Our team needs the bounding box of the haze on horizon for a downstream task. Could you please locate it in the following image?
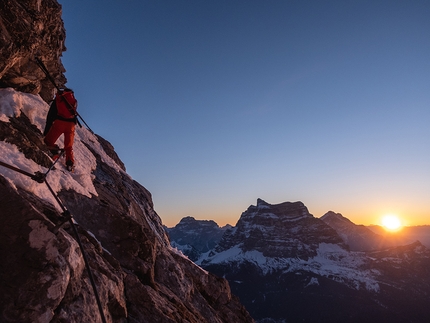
[61,1,430,228]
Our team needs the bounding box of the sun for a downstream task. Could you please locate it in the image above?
[381,214,402,232]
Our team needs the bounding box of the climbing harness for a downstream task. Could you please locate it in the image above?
[0,158,107,323]
[34,57,95,134]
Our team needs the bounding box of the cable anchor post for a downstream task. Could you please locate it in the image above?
[31,171,46,183]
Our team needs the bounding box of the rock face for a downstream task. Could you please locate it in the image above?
[213,198,346,259]
[197,199,430,323]
[166,216,231,261]
[0,1,254,322]
[0,0,67,101]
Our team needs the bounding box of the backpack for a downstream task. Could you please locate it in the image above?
[55,90,77,119]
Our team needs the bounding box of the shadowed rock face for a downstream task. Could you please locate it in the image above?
[0,1,254,322]
[0,0,67,101]
[0,111,255,322]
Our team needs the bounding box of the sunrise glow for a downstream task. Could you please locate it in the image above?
[381,214,402,232]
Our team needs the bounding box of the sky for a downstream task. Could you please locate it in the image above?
[60,0,430,228]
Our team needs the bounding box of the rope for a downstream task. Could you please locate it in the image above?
[34,57,95,134]
[0,159,107,323]
[45,149,65,176]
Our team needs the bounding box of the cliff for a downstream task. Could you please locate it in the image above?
[0,2,253,322]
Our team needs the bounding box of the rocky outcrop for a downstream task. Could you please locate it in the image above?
[0,176,127,323]
[0,0,67,101]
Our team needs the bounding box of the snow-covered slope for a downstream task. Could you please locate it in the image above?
[0,87,121,205]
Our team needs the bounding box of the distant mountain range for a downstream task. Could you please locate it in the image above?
[367,224,430,248]
[165,216,232,261]
[167,199,430,323]
[321,211,430,250]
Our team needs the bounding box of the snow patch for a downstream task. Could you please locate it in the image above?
[0,88,128,213]
[0,87,48,129]
[202,242,381,292]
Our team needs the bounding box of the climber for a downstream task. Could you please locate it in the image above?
[43,88,77,172]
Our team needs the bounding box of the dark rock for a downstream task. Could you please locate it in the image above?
[0,0,67,101]
[0,112,52,168]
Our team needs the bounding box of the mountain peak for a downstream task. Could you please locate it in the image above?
[179,215,197,223]
[248,199,311,220]
[210,199,344,259]
[167,216,230,261]
[256,197,269,206]
[321,211,396,251]
[321,211,353,224]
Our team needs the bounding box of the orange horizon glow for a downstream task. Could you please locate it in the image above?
[160,203,429,229]
[380,214,403,232]
[161,209,430,229]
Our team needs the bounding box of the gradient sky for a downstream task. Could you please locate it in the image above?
[60,0,430,228]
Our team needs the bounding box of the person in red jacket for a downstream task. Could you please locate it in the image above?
[43,88,78,171]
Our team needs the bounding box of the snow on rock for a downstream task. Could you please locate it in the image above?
[0,87,48,126]
[202,241,380,292]
[288,243,381,292]
[0,88,127,211]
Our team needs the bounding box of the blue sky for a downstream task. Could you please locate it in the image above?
[61,0,430,227]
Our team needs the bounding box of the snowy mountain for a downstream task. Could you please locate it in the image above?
[196,199,430,323]
[166,216,232,261]
[0,2,253,322]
